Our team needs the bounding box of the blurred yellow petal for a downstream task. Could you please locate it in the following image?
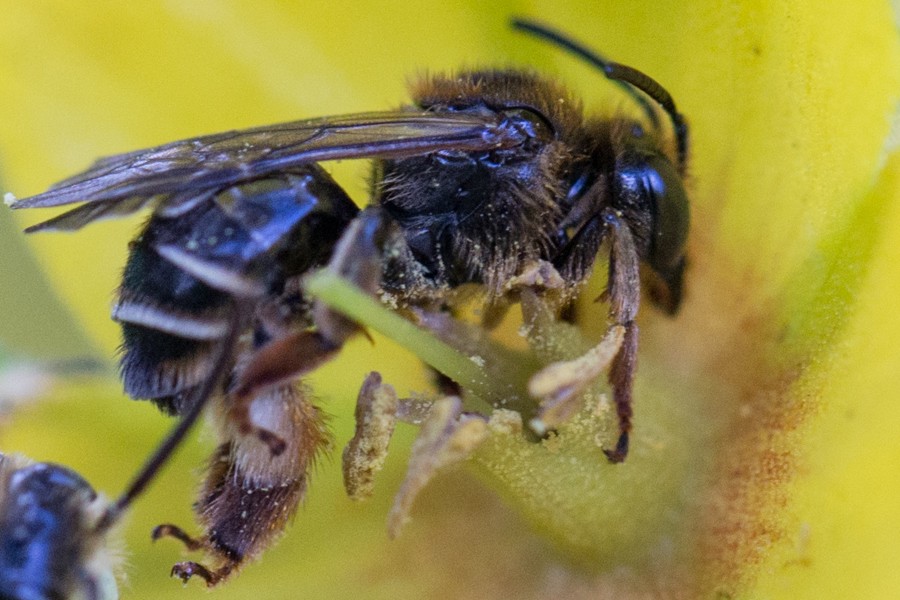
[1,2,898,599]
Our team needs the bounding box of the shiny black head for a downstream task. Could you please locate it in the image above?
[611,125,689,314]
[513,17,690,313]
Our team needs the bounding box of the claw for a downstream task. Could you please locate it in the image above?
[171,561,221,586]
[602,431,630,464]
[151,523,205,551]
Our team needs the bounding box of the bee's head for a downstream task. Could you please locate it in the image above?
[611,129,689,314]
[512,17,691,314]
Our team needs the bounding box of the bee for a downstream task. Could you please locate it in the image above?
[0,453,119,600]
[8,18,690,586]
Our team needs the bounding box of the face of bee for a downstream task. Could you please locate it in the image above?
[7,18,689,587]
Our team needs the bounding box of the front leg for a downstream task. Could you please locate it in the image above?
[600,208,641,463]
[530,208,641,462]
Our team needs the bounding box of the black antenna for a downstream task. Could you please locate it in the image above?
[511,18,689,171]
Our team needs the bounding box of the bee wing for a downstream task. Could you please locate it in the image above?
[12,110,524,232]
[21,195,164,233]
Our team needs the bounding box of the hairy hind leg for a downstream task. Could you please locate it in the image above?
[153,384,331,586]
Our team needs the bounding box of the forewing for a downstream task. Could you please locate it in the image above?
[12,110,523,230]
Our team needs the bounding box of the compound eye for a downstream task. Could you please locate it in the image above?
[614,152,690,313]
[646,156,689,313]
[643,155,689,277]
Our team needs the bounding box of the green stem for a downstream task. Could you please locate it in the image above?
[305,270,495,397]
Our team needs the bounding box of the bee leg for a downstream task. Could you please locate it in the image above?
[532,207,640,461]
[152,523,225,585]
[151,523,206,550]
[528,323,626,433]
[228,208,390,456]
[312,206,390,341]
[604,322,637,462]
[526,209,639,457]
[230,329,339,455]
[153,523,232,586]
[170,561,230,586]
[598,208,641,463]
[157,384,331,587]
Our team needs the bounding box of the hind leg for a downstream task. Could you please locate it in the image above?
[597,208,641,463]
[153,384,331,586]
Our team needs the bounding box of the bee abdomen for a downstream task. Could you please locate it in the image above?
[115,166,359,413]
[114,291,231,340]
[116,232,231,408]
